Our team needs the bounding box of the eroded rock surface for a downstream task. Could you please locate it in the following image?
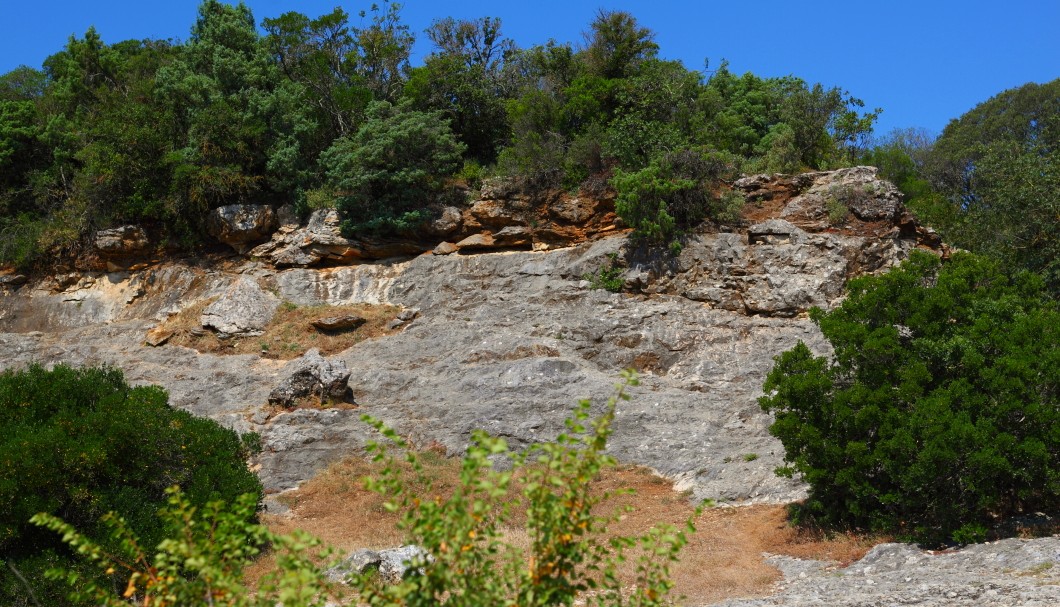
[710,536,1060,606]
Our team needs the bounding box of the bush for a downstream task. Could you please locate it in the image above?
[321,100,466,236]
[32,488,328,607]
[358,370,695,607]
[37,372,697,606]
[0,364,262,606]
[612,149,742,251]
[759,252,1060,545]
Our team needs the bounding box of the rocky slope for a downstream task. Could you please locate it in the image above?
[2,167,1054,605]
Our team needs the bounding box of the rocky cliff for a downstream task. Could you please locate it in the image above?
[5,167,1057,606]
[0,166,944,501]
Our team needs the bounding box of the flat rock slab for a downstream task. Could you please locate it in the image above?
[311,315,366,332]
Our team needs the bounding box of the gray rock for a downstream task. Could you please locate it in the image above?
[327,545,431,585]
[206,204,278,252]
[427,206,463,236]
[268,348,351,407]
[709,536,1060,606]
[0,274,27,287]
[479,176,520,200]
[94,225,149,255]
[200,277,280,336]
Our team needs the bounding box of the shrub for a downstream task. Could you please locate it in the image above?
[321,100,465,236]
[612,149,742,251]
[359,370,696,606]
[31,488,329,607]
[35,372,697,606]
[583,252,625,292]
[759,252,1060,545]
[0,364,262,606]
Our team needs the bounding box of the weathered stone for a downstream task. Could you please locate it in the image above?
[268,348,351,407]
[94,225,149,255]
[479,176,520,200]
[311,314,366,332]
[492,226,533,247]
[396,308,418,321]
[250,209,359,267]
[144,326,174,346]
[200,277,280,336]
[455,233,495,250]
[326,545,430,585]
[206,204,278,252]
[466,199,522,229]
[433,241,459,255]
[426,206,462,236]
[550,197,597,224]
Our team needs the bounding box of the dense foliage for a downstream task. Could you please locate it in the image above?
[760,252,1060,545]
[0,1,879,266]
[35,373,696,606]
[32,489,328,607]
[0,364,262,607]
[867,79,1060,295]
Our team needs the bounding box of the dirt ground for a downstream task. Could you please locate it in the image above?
[249,453,886,605]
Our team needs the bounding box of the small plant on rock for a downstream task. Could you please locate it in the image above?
[584,252,626,293]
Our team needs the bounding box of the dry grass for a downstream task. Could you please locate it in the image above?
[248,453,887,604]
[159,300,400,359]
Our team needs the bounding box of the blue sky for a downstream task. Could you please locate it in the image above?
[1,1,1057,138]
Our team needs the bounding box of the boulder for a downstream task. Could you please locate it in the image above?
[311,315,366,332]
[250,209,361,267]
[326,545,431,585]
[200,277,280,336]
[466,199,523,229]
[426,206,463,236]
[479,176,520,200]
[550,197,597,224]
[206,205,278,252]
[94,226,149,255]
[268,348,352,407]
[433,241,459,255]
[492,226,533,247]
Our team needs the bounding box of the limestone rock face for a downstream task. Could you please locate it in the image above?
[200,277,280,336]
[267,348,352,407]
[206,204,278,252]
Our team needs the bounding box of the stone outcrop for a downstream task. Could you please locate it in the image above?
[0,168,1050,606]
[200,276,280,336]
[326,545,430,585]
[92,225,151,271]
[712,536,1060,607]
[267,348,352,407]
[207,204,278,253]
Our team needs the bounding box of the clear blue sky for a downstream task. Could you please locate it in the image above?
[1,1,1057,137]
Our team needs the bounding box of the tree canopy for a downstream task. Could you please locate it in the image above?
[760,252,1060,545]
[0,2,882,268]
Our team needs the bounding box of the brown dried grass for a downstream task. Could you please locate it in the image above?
[159,300,400,359]
[247,453,887,604]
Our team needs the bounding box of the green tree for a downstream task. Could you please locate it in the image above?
[405,16,515,163]
[760,252,1060,545]
[322,100,465,235]
[0,364,262,607]
[924,80,1060,292]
